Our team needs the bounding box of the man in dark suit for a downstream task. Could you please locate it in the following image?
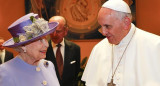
[46,16,80,86]
[0,37,14,64]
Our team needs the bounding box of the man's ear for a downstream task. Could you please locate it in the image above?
[124,17,131,29]
[64,27,69,36]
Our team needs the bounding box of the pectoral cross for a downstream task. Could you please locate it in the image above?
[107,79,116,86]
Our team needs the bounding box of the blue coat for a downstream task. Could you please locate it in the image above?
[0,57,60,86]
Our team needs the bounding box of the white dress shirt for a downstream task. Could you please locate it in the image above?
[0,49,5,63]
[51,38,65,62]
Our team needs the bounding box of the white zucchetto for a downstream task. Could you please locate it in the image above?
[102,0,131,13]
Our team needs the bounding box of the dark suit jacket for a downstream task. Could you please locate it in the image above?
[0,50,14,64]
[46,39,80,86]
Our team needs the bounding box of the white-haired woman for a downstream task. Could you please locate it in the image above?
[0,13,60,86]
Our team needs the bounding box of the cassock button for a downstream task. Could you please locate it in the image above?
[36,67,41,72]
[42,80,47,85]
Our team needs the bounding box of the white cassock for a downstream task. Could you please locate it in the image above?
[82,23,160,86]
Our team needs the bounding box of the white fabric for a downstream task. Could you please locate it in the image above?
[0,49,5,63]
[82,23,160,86]
[102,0,131,13]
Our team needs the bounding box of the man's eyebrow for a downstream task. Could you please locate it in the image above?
[103,24,110,27]
[103,24,112,28]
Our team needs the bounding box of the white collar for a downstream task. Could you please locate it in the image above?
[116,23,136,47]
[0,49,5,53]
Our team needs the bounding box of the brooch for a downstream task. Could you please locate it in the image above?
[44,61,49,67]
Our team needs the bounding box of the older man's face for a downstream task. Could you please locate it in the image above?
[0,39,5,51]
[49,17,68,44]
[98,8,126,45]
[50,24,67,44]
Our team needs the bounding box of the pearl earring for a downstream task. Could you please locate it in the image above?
[23,47,26,53]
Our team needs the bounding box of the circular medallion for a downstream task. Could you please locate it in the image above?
[56,0,105,34]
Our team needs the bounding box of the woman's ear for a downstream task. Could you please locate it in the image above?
[21,46,26,53]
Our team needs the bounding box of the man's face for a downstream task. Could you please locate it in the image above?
[50,23,67,44]
[0,39,4,50]
[98,8,125,44]
[49,16,68,44]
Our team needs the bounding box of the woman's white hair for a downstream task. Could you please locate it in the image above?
[13,46,24,53]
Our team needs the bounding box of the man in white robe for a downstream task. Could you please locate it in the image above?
[81,0,160,86]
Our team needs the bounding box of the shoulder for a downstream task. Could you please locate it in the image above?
[0,58,15,69]
[89,38,111,57]
[40,59,55,69]
[93,38,109,49]
[136,28,160,39]
[0,63,8,72]
[135,28,160,46]
[0,64,10,76]
[64,39,80,49]
[0,60,15,85]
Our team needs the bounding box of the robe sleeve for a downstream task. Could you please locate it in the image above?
[81,43,98,83]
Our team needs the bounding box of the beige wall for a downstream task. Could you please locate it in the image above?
[0,0,160,61]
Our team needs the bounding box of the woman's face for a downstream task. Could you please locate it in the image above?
[25,37,49,62]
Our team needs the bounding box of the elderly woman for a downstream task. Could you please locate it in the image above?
[0,13,60,86]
